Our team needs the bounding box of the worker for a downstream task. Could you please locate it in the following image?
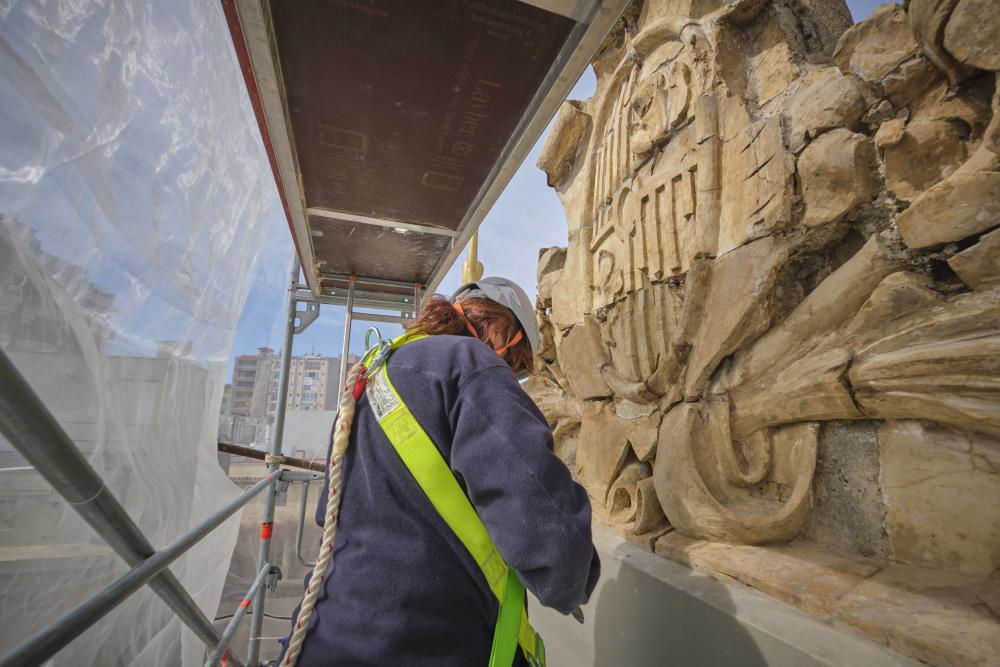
[279,277,600,666]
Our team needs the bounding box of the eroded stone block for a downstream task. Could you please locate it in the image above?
[577,401,631,498]
[804,421,891,560]
[559,316,612,400]
[799,128,877,226]
[744,6,801,105]
[948,227,1000,290]
[550,233,590,330]
[783,69,866,154]
[942,0,1000,71]
[655,532,882,619]
[883,119,969,202]
[833,3,938,106]
[536,246,566,306]
[874,118,906,148]
[897,166,1000,248]
[880,420,1000,575]
[834,4,918,81]
[717,99,795,252]
[909,0,975,85]
[684,235,790,398]
[831,564,1000,667]
[537,101,592,190]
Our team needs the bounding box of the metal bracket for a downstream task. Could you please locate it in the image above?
[264,565,283,593]
[273,478,290,507]
[278,469,323,483]
[294,301,320,333]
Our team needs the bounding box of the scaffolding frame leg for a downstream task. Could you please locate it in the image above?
[206,561,271,667]
[247,256,299,666]
[337,276,356,393]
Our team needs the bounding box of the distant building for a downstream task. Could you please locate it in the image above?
[229,347,278,417]
[267,354,356,415]
[225,347,358,421]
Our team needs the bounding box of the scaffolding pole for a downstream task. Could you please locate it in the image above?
[247,255,300,666]
[294,480,316,568]
[0,347,224,658]
[0,476,273,667]
[205,560,271,667]
[337,276,356,393]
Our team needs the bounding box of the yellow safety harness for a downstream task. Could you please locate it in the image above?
[360,332,545,667]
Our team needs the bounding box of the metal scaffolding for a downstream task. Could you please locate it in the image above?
[0,252,419,667]
[0,345,259,667]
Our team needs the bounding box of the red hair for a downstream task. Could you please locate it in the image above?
[406,295,533,374]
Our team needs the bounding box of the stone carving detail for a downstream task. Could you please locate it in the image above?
[530,0,1000,584]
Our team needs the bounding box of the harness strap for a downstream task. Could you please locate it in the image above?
[453,302,480,339]
[365,334,544,666]
[452,303,525,360]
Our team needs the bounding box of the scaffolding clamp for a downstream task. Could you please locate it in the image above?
[265,565,283,593]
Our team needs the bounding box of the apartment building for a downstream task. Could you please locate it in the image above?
[229,347,278,417]
[227,348,357,419]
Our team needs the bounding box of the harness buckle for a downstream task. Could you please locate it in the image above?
[362,327,393,379]
[364,326,383,351]
[364,342,393,379]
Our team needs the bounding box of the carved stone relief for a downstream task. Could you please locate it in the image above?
[529,0,1000,588]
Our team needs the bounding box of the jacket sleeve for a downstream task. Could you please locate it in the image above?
[448,366,600,614]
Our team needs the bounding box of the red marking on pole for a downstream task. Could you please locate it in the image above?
[260,522,274,539]
[240,598,251,609]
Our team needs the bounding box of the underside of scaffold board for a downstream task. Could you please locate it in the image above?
[223,0,628,307]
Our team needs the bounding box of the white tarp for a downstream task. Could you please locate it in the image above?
[0,0,283,664]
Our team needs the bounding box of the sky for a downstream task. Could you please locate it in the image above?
[227,0,890,376]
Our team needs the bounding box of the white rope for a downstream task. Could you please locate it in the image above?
[281,362,364,666]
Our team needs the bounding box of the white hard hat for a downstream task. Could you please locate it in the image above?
[451,277,539,358]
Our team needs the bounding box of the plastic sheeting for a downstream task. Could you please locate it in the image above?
[0,1,283,664]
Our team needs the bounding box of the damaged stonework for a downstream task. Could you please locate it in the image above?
[527,1,1000,662]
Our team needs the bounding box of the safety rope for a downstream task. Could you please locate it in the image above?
[280,361,364,667]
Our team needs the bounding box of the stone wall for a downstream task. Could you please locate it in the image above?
[529,0,999,584]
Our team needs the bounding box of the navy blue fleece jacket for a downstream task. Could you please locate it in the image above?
[284,334,599,666]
